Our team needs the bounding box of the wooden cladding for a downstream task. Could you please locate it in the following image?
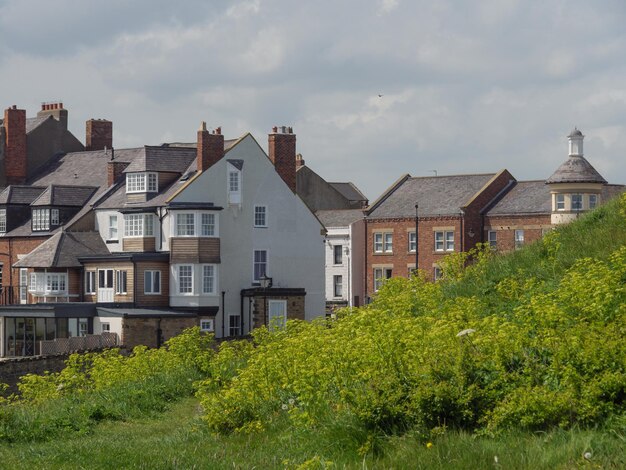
[170,237,220,264]
[122,237,156,252]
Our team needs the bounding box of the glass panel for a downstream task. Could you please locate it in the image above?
[35,318,45,355]
[15,318,25,357]
[56,318,68,339]
[79,319,89,337]
[6,318,15,356]
[46,318,56,341]
[68,318,78,338]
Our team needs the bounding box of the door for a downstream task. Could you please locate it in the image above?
[268,300,287,331]
[98,269,114,302]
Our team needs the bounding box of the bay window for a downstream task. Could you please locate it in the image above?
[124,214,154,237]
[126,172,158,193]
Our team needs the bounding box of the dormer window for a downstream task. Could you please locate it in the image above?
[126,172,158,193]
[0,209,6,233]
[32,209,50,231]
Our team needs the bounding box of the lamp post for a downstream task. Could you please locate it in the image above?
[259,273,272,327]
[414,203,419,275]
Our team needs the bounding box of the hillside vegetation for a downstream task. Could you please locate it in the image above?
[0,194,624,467]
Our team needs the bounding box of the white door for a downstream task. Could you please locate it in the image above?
[268,300,287,331]
[20,268,28,304]
[98,269,114,302]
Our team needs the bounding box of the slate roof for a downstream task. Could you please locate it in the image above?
[122,146,196,173]
[328,182,367,203]
[0,186,46,204]
[545,155,607,184]
[315,209,365,228]
[367,173,498,218]
[486,181,551,216]
[14,231,109,268]
[30,185,98,207]
[1,116,51,134]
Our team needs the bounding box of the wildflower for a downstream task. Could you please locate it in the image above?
[288,398,295,405]
[494,455,499,464]
[281,404,288,410]
[426,442,433,449]
[56,383,64,391]
[583,452,592,460]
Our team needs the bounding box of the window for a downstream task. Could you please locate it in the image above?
[178,265,193,294]
[126,172,158,193]
[268,300,287,331]
[108,215,118,240]
[373,232,393,253]
[333,245,343,265]
[85,271,96,294]
[20,268,27,303]
[572,194,583,211]
[115,270,128,294]
[589,194,597,209]
[124,214,154,237]
[556,194,565,211]
[176,213,195,236]
[434,266,443,281]
[51,208,59,226]
[373,267,392,292]
[79,318,89,337]
[101,323,110,332]
[228,315,241,337]
[488,231,497,249]
[144,270,161,294]
[408,231,416,253]
[29,273,67,294]
[228,169,241,204]
[515,230,524,250]
[254,206,267,227]
[435,231,455,252]
[200,319,214,332]
[202,265,215,294]
[333,275,343,297]
[0,209,6,233]
[253,250,267,282]
[201,213,215,236]
[32,209,50,231]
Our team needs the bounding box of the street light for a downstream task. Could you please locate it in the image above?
[259,273,273,289]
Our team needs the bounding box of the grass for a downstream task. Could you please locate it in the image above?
[1,397,624,469]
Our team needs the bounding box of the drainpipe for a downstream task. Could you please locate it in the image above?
[221,290,226,338]
[363,217,368,303]
[132,257,137,308]
[156,317,162,348]
[240,290,244,336]
[459,209,464,252]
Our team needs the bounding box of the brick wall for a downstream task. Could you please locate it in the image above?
[86,119,112,151]
[0,354,69,393]
[122,316,197,349]
[268,127,296,192]
[197,124,224,172]
[484,214,552,252]
[4,106,27,185]
[0,237,48,299]
[252,294,305,329]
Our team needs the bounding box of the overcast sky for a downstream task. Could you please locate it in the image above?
[1,0,625,200]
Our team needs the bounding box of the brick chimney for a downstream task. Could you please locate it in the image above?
[268,126,296,192]
[197,122,224,172]
[4,105,27,185]
[37,102,68,129]
[107,149,129,186]
[86,119,113,151]
[295,153,305,169]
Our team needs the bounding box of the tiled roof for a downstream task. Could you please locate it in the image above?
[25,116,50,133]
[545,155,607,184]
[13,231,109,268]
[486,180,551,215]
[328,182,367,202]
[0,186,46,204]
[30,185,98,207]
[123,146,196,173]
[316,209,365,227]
[367,173,497,218]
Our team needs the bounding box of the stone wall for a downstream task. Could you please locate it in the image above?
[0,354,69,393]
[121,316,199,349]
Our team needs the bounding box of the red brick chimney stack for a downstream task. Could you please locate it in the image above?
[197,122,224,172]
[86,119,113,151]
[268,125,296,192]
[4,105,27,185]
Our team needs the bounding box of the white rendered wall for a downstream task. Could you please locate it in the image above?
[325,227,351,303]
[169,135,326,337]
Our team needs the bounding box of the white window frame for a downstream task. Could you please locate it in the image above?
[268,299,287,331]
[333,275,343,298]
[254,205,267,228]
[101,322,111,332]
[176,213,195,236]
[556,194,565,211]
[514,229,525,250]
[124,214,154,237]
[28,272,68,295]
[373,267,392,292]
[571,194,583,211]
[144,270,161,295]
[253,250,268,283]
[202,264,216,295]
[408,231,416,253]
[178,264,194,294]
[115,270,128,295]
[228,168,242,205]
[51,208,59,226]
[434,266,443,281]
[333,245,343,265]
[32,208,50,231]
[435,231,455,252]
[201,213,215,236]
[373,232,393,253]
[126,172,158,193]
[488,230,497,249]
[0,209,6,233]
[200,319,214,333]
[85,271,96,294]
[108,215,118,240]
[228,315,241,337]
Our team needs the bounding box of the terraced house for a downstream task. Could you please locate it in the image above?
[0,103,324,357]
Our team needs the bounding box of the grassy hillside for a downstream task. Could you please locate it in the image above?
[0,193,624,468]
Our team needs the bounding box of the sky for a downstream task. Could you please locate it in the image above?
[1,0,625,201]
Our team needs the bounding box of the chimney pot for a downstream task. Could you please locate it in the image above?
[59,102,63,109]
[200,121,207,132]
[272,126,278,133]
